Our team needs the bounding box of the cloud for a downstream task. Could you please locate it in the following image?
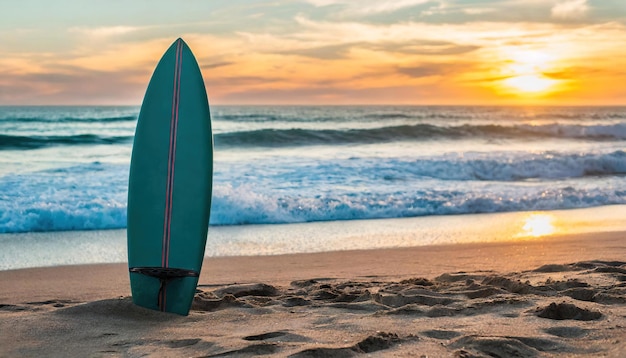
[281,40,478,60]
[305,0,339,6]
[291,16,569,50]
[68,26,141,37]
[551,0,589,19]
[2,1,626,106]
[201,61,234,70]
[541,66,603,80]
[304,0,432,14]
[217,84,426,105]
[397,61,480,79]
[206,75,281,87]
[0,66,147,105]
[397,65,446,78]
[286,43,355,59]
[462,7,497,15]
[372,41,479,56]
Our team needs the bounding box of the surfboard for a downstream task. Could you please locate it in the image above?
[127,38,213,315]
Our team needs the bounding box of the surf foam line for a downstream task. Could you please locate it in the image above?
[1,178,626,233]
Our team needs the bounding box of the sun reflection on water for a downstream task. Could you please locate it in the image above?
[518,213,556,237]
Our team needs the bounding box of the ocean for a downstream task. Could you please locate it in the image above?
[2,105,626,269]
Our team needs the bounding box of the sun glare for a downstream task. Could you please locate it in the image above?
[498,49,562,95]
[518,213,556,238]
[503,75,558,93]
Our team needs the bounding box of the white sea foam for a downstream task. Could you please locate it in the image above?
[1,149,626,232]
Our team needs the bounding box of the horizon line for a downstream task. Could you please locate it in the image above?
[2,103,626,107]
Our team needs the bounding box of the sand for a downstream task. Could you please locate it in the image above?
[0,231,625,357]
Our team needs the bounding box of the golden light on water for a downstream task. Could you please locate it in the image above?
[518,213,556,237]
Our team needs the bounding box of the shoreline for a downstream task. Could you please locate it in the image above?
[3,204,626,271]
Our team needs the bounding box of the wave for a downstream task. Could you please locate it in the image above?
[216,114,285,122]
[0,115,137,123]
[0,134,133,150]
[514,111,626,120]
[263,150,626,182]
[215,111,482,123]
[209,184,626,226]
[389,150,626,181]
[5,122,625,151]
[2,179,624,233]
[2,153,626,232]
[217,112,461,122]
[215,122,626,147]
[217,150,626,183]
[212,106,626,122]
[0,163,128,233]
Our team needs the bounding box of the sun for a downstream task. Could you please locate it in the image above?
[503,74,557,93]
[498,49,562,95]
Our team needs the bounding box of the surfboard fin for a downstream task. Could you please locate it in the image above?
[129,267,199,310]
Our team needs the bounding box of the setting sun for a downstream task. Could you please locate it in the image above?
[503,75,558,93]
[497,49,562,95]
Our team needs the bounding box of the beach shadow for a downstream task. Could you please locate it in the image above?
[55,297,182,322]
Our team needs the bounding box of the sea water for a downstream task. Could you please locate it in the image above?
[2,105,626,269]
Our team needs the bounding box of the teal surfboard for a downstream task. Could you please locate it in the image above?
[127,38,213,315]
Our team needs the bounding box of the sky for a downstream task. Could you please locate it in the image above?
[1,0,626,105]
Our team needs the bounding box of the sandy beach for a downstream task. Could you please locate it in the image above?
[0,231,624,357]
[2,0,626,355]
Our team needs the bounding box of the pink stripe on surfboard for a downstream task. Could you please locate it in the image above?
[167,41,183,268]
[160,39,183,310]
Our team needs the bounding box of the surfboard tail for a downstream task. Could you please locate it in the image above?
[129,267,200,314]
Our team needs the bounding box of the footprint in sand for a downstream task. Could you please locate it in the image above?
[288,332,407,357]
